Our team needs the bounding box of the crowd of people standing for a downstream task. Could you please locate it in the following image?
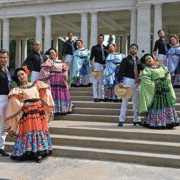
[0,29,180,163]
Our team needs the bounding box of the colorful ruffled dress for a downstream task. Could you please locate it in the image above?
[104,53,126,101]
[39,59,72,115]
[167,46,180,87]
[5,81,55,160]
[72,49,92,86]
[138,64,179,128]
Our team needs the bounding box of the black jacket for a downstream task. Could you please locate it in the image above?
[118,55,144,83]
[0,67,15,95]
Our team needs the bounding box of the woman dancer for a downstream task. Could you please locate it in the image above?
[5,67,54,163]
[138,54,179,129]
[167,35,180,87]
[39,48,72,115]
[71,39,92,87]
[104,43,126,102]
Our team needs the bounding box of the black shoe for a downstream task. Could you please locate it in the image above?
[113,99,118,102]
[94,98,100,102]
[99,99,104,102]
[104,98,108,102]
[36,157,42,163]
[0,149,9,156]
[175,122,179,126]
[118,122,123,127]
[133,122,143,126]
[143,122,149,127]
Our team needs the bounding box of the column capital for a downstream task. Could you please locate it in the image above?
[2,18,9,22]
[130,7,137,12]
[35,15,42,19]
[80,12,88,16]
[153,3,163,7]
[89,11,98,15]
[137,3,151,9]
[44,14,51,19]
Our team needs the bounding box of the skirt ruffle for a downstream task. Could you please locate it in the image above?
[11,130,52,160]
[50,72,72,114]
[145,80,179,128]
[10,102,52,160]
[71,63,92,86]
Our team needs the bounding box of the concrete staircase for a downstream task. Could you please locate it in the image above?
[5,87,180,167]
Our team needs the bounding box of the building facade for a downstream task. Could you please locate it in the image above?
[0,0,180,67]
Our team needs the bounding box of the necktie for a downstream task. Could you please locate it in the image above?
[133,58,138,80]
[40,54,44,65]
[2,67,13,91]
[101,46,105,61]
[72,41,75,53]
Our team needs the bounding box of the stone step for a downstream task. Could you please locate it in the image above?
[71,96,180,102]
[49,121,180,143]
[69,87,180,93]
[5,142,180,168]
[54,114,120,123]
[6,134,180,155]
[72,101,127,109]
[71,96,93,101]
[70,87,93,92]
[70,91,93,96]
[70,91,180,98]
[72,107,180,116]
[72,101,180,111]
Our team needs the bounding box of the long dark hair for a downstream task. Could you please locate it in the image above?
[13,68,26,86]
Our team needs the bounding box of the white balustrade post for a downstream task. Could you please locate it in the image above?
[44,15,51,52]
[81,12,88,49]
[137,4,151,58]
[90,12,98,49]
[130,8,137,44]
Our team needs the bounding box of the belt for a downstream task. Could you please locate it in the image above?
[24,99,39,103]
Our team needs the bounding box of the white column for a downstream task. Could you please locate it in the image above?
[22,40,27,64]
[44,15,51,52]
[153,3,162,45]
[15,40,22,69]
[90,12,98,49]
[130,8,137,44]
[36,15,42,46]
[122,34,127,55]
[53,37,59,51]
[115,35,120,52]
[3,18,9,52]
[0,20,1,49]
[137,4,151,58]
[81,12,88,49]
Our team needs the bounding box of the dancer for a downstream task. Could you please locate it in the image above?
[22,41,47,82]
[71,39,92,87]
[167,35,180,87]
[153,30,170,67]
[118,44,143,127]
[138,54,179,129]
[39,48,72,115]
[0,49,14,156]
[104,43,126,102]
[5,67,54,162]
[62,32,76,82]
[90,34,109,102]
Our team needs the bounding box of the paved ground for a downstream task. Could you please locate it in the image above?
[0,155,180,180]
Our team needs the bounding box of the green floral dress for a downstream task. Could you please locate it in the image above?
[138,64,179,128]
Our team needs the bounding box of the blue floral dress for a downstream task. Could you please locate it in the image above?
[72,48,92,86]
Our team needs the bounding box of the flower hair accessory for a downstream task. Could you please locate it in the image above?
[22,66,30,76]
[173,34,179,40]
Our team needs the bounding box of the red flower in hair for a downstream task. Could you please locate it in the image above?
[22,66,30,76]
[78,39,83,45]
[174,34,179,40]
